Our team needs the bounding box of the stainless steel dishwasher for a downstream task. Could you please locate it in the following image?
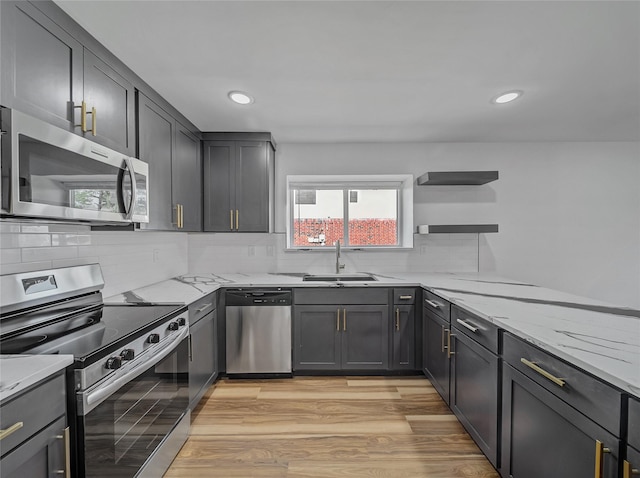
[225,289,292,375]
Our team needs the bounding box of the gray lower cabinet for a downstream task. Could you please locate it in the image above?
[1,1,135,155]
[422,304,451,403]
[392,304,415,370]
[203,134,275,232]
[188,294,218,409]
[0,373,70,478]
[450,321,499,467]
[294,304,389,371]
[138,92,201,231]
[501,332,621,478]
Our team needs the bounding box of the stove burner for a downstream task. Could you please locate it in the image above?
[1,335,48,354]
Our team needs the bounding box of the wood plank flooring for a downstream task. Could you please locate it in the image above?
[165,376,500,478]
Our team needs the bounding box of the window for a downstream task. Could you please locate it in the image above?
[286,175,413,249]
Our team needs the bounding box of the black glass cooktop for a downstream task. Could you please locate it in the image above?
[0,303,186,366]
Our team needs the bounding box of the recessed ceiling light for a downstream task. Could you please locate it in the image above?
[492,90,523,104]
[228,91,254,105]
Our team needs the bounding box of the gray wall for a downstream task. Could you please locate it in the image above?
[274,141,640,308]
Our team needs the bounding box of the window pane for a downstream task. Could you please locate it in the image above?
[348,189,398,246]
[292,189,344,247]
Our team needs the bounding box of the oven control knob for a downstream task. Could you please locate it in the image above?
[120,349,135,361]
[168,322,179,331]
[177,317,187,327]
[147,333,160,344]
[105,356,122,370]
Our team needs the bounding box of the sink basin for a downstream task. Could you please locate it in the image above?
[302,273,377,282]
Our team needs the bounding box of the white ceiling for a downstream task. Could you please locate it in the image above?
[55,0,640,143]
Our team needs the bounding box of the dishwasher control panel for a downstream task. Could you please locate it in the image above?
[225,289,292,307]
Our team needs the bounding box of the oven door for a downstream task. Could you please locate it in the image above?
[76,335,189,478]
[1,108,149,223]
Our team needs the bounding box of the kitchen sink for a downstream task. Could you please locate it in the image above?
[302,273,377,282]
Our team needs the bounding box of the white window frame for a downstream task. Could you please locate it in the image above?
[286,174,414,250]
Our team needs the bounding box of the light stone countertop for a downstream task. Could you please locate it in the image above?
[0,354,74,403]
[106,271,640,398]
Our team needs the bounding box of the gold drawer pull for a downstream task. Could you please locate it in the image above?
[235,209,239,230]
[594,440,611,478]
[456,318,479,333]
[395,308,400,331]
[343,308,347,331]
[399,295,412,300]
[425,299,441,309]
[520,358,566,387]
[230,210,234,230]
[196,303,212,313]
[336,309,340,331]
[624,460,640,478]
[90,106,97,136]
[0,421,24,440]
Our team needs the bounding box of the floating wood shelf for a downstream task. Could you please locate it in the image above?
[417,170,499,186]
[418,224,499,234]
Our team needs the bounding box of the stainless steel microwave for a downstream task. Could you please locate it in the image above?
[0,108,149,223]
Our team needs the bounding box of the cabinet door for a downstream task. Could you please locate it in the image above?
[174,122,202,231]
[235,141,269,232]
[392,304,415,370]
[0,417,68,478]
[0,1,83,131]
[203,141,235,232]
[189,311,216,409]
[137,93,174,230]
[501,363,619,478]
[293,306,341,370]
[423,308,450,404]
[342,305,389,370]
[83,49,135,155]
[450,328,499,467]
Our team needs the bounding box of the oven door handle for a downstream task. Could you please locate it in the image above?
[80,326,188,415]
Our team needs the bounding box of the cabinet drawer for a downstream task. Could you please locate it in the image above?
[393,288,416,304]
[422,289,450,320]
[503,332,622,436]
[294,288,388,305]
[451,306,499,354]
[629,396,640,450]
[0,373,66,457]
[189,292,217,325]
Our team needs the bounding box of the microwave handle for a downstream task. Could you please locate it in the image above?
[122,157,137,221]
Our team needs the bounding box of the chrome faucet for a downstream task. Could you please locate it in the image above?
[335,239,345,274]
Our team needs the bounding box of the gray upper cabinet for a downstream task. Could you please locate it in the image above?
[82,49,135,155]
[203,133,275,232]
[137,92,201,231]
[1,1,82,131]
[0,1,135,156]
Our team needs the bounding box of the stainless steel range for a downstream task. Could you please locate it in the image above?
[0,264,190,478]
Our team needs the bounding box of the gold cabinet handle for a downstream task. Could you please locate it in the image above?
[520,358,566,387]
[0,421,23,440]
[425,299,441,309]
[235,209,239,230]
[395,308,400,331]
[441,325,446,353]
[456,318,478,333]
[624,460,640,478]
[54,427,71,478]
[594,440,611,478]
[75,101,88,132]
[336,309,340,331]
[343,308,347,331]
[447,331,455,358]
[177,204,184,229]
[91,106,97,136]
[230,210,234,230]
[399,295,412,300]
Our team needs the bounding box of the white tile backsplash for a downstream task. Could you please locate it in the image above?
[0,220,188,298]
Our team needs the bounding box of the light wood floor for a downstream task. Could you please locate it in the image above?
[165,376,500,478]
